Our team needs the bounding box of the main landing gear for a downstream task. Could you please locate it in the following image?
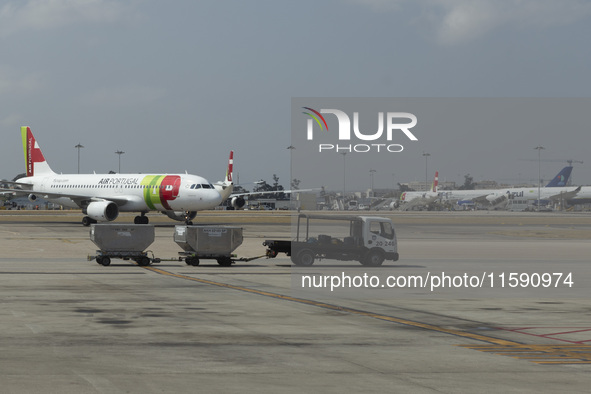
[82,216,97,226]
[134,213,149,224]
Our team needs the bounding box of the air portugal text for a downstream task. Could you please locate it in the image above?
[98,177,140,185]
[308,110,418,153]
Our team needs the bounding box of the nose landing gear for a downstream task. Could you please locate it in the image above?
[184,211,195,225]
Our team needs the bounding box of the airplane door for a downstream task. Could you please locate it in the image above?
[173,177,181,198]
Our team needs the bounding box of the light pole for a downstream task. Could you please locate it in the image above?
[75,143,84,174]
[422,152,430,191]
[115,150,125,173]
[340,152,347,202]
[369,169,376,197]
[287,145,295,188]
[534,145,545,212]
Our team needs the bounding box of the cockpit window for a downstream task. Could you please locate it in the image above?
[189,183,214,189]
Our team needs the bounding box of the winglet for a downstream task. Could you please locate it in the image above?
[21,126,55,177]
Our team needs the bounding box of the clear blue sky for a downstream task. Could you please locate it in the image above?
[1,0,590,190]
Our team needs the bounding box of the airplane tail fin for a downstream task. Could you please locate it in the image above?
[214,151,234,202]
[431,171,439,192]
[545,166,573,187]
[21,126,55,177]
[225,150,234,184]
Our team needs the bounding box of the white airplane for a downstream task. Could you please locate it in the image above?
[437,166,579,208]
[212,150,257,209]
[397,166,579,210]
[397,172,440,210]
[213,151,318,209]
[3,126,222,226]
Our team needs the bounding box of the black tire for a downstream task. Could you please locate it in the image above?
[135,215,149,224]
[82,216,92,226]
[361,249,385,267]
[96,256,103,265]
[137,256,150,266]
[292,249,315,266]
[217,257,232,267]
[186,257,199,266]
[101,257,111,266]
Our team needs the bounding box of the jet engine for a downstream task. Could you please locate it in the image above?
[28,193,38,202]
[230,196,245,209]
[85,201,119,222]
[163,210,197,222]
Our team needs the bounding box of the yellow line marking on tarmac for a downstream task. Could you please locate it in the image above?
[144,266,517,346]
[145,266,591,364]
[459,344,591,364]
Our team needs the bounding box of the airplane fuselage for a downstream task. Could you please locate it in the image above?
[401,186,579,206]
[438,186,578,203]
[20,173,222,213]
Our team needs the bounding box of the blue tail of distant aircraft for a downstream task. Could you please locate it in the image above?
[545,166,573,187]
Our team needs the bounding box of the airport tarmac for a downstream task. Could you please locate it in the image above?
[0,210,590,393]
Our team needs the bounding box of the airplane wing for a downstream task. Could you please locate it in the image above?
[0,181,34,191]
[547,186,581,201]
[0,187,138,207]
[399,195,438,211]
[470,193,495,205]
[229,188,320,198]
[68,194,140,207]
[0,187,32,196]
